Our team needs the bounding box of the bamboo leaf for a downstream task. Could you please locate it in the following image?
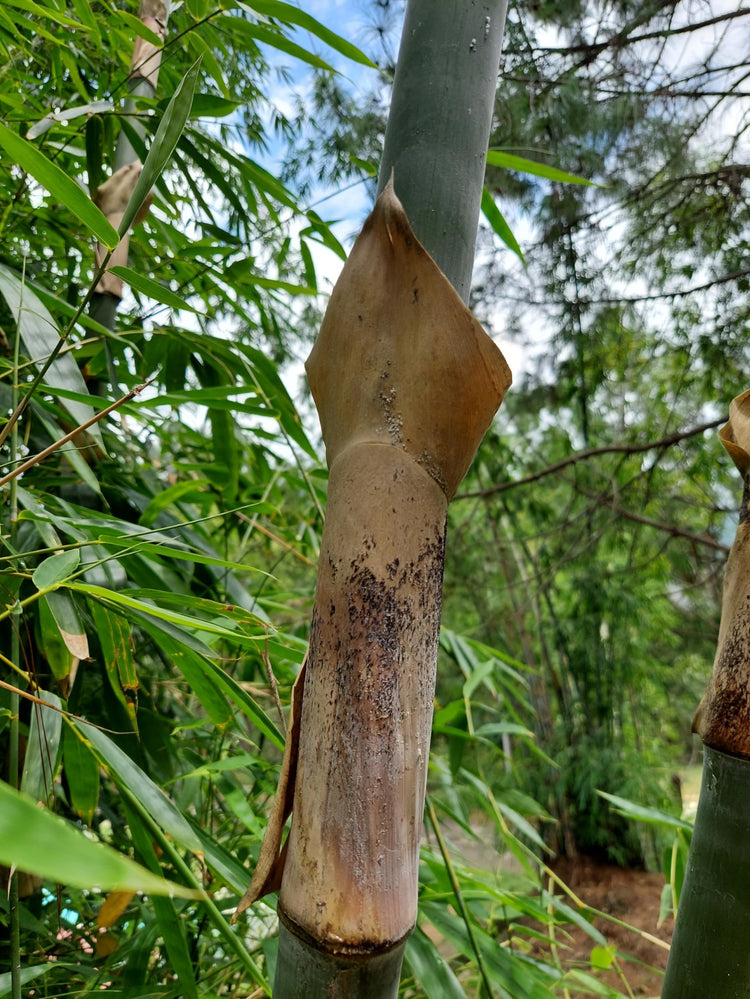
[241,0,376,67]
[405,927,466,998]
[20,691,62,803]
[98,534,269,578]
[139,622,234,730]
[70,582,262,646]
[115,8,164,46]
[118,58,202,237]
[88,600,138,730]
[70,719,204,854]
[487,149,595,185]
[481,187,524,262]
[38,596,76,680]
[44,589,89,660]
[0,122,118,247]
[4,0,85,28]
[26,99,113,139]
[32,548,80,589]
[0,964,59,997]
[0,263,102,441]
[0,779,199,897]
[108,265,204,314]
[216,14,333,71]
[138,479,212,527]
[125,803,200,999]
[597,790,694,831]
[63,722,100,823]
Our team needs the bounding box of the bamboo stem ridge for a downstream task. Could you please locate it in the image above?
[273,182,510,962]
[662,746,750,998]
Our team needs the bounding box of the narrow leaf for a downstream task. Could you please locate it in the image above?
[44,589,89,660]
[71,719,204,854]
[487,149,595,185]
[20,691,62,803]
[88,601,138,730]
[0,122,118,247]
[597,790,694,830]
[26,100,113,139]
[0,263,102,441]
[406,927,466,998]
[0,965,59,997]
[125,805,199,999]
[108,265,204,314]
[244,0,376,67]
[140,622,233,730]
[0,780,198,897]
[38,596,75,681]
[481,187,524,262]
[63,723,100,823]
[119,58,202,237]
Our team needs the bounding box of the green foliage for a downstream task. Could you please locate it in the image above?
[0,2,649,997]
[3,0,739,994]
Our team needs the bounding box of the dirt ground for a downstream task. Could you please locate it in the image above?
[536,858,673,997]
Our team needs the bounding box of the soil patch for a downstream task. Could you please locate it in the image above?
[537,858,672,997]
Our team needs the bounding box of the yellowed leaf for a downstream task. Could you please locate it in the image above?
[97,889,134,928]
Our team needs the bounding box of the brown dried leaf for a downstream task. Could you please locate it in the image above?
[97,889,134,928]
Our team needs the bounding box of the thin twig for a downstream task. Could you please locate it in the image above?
[579,490,730,552]
[0,380,153,488]
[459,416,727,499]
[0,679,138,735]
[262,637,286,735]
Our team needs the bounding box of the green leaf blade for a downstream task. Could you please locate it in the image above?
[0,122,119,247]
[487,149,595,186]
[481,187,524,262]
[119,58,202,237]
[0,780,198,897]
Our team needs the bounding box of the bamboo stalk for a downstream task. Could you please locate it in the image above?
[378,0,509,301]
[237,181,510,992]
[91,0,170,317]
[238,4,511,992]
[663,388,750,998]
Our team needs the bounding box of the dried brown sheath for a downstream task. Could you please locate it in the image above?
[694,388,750,755]
[238,181,510,954]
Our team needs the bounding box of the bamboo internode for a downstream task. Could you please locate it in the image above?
[238,183,510,962]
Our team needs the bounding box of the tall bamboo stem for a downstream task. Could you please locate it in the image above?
[378,0,508,301]
[239,6,510,994]
[663,388,750,998]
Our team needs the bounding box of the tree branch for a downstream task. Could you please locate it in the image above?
[525,8,750,59]
[574,485,731,553]
[490,268,750,308]
[459,416,727,499]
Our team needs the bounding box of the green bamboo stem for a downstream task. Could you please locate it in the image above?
[91,0,170,326]
[662,746,750,998]
[274,922,405,999]
[377,0,508,303]
[8,261,24,999]
[664,391,750,996]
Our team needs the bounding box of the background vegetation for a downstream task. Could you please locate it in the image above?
[1,0,747,995]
